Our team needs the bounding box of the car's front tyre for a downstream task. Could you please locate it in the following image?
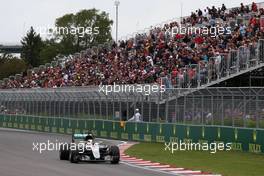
[59,144,69,160]
[109,146,120,164]
[69,150,79,163]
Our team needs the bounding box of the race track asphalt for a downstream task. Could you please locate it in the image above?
[0,128,174,176]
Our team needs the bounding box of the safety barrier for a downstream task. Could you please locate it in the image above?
[0,114,263,153]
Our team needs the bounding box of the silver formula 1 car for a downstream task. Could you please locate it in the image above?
[59,133,120,164]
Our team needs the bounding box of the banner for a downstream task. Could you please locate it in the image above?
[0,114,263,153]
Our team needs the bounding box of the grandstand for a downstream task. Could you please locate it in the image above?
[1,2,264,128]
[0,2,264,89]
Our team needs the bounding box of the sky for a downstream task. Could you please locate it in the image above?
[0,0,262,45]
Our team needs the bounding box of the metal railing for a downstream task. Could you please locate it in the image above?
[163,39,264,89]
[0,87,264,129]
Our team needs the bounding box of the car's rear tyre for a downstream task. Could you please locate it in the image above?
[69,150,79,163]
[59,144,69,160]
[110,146,120,164]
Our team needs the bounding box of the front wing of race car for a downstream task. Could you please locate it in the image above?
[60,143,120,164]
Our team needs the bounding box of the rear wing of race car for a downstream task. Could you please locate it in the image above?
[73,134,88,139]
[72,133,94,142]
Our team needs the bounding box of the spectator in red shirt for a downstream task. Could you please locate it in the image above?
[252,2,258,12]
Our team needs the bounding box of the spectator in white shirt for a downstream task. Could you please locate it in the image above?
[128,109,142,122]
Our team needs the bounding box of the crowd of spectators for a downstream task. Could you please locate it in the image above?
[1,2,264,89]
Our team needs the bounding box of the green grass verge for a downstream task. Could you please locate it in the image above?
[125,142,264,176]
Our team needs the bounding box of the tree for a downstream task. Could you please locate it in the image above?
[0,54,27,80]
[19,8,113,66]
[54,9,113,53]
[39,39,61,64]
[21,27,44,67]
[0,53,12,65]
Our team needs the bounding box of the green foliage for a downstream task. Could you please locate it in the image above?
[54,8,113,53]
[21,27,44,67]
[0,53,11,64]
[19,8,113,68]
[1,8,113,82]
[39,39,61,64]
[0,54,26,80]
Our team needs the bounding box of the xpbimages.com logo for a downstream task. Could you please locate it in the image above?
[32,140,95,154]
[164,140,232,154]
[36,26,100,38]
[166,25,232,38]
[98,83,166,95]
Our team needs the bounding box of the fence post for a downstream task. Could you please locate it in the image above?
[53,99,56,117]
[36,97,39,116]
[49,97,52,117]
[141,96,144,121]
[58,100,60,117]
[192,95,195,124]
[68,100,71,118]
[197,64,201,87]
[73,99,76,118]
[232,95,235,127]
[183,95,186,124]
[100,100,102,119]
[211,95,214,125]
[119,100,122,121]
[112,100,115,120]
[63,98,66,117]
[256,96,260,128]
[201,95,204,125]
[157,96,160,123]
[221,95,224,126]
[148,101,151,122]
[236,50,240,73]
[243,96,246,127]
[82,98,85,118]
[93,100,96,119]
[126,99,129,121]
[106,96,109,120]
[165,99,168,123]
[77,99,80,118]
[175,93,178,123]
[87,98,90,118]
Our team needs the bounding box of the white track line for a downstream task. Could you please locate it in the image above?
[120,155,131,158]
[121,158,143,160]
[171,170,201,174]
[159,168,185,171]
[136,162,161,166]
[121,161,180,176]
[127,161,152,164]
[122,159,147,162]
[187,175,222,176]
[147,165,171,168]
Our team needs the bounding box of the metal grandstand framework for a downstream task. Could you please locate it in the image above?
[0,87,264,129]
[1,3,264,130]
